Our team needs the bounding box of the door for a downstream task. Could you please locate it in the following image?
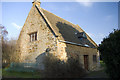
[84,55,89,70]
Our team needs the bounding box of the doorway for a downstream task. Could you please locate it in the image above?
[84,55,89,70]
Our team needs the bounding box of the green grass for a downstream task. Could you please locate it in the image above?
[2,61,107,78]
[100,60,106,68]
[2,68,41,78]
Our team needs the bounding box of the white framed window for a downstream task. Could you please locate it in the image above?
[29,32,37,42]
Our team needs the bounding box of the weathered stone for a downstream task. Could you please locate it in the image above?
[16,0,100,71]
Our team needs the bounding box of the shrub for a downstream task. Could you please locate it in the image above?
[98,29,120,79]
[43,53,86,78]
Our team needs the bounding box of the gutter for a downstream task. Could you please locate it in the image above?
[59,40,97,49]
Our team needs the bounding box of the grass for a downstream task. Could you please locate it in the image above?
[2,60,108,78]
[100,60,106,68]
[2,68,41,78]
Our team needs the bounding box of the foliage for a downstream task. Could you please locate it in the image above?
[98,29,120,79]
[0,24,19,68]
[100,60,106,68]
[0,24,8,40]
[43,53,86,78]
[2,38,18,66]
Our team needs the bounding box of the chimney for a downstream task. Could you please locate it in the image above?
[32,0,41,7]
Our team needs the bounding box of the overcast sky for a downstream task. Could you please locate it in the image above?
[2,2,118,45]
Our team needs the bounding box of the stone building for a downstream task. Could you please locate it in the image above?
[16,0,100,71]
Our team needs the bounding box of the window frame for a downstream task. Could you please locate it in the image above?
[29,32,37,42]
[75,32,87,39]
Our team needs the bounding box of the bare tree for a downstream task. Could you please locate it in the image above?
[0,25,19,68]
[0,24,8,40]
[0,24,8,64]
[7,38,18,62]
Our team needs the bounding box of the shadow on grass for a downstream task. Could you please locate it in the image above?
[84,60,109,78]
[2,68,41,78]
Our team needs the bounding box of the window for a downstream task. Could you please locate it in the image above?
[75,32,87,39]
[93,55,97,63]
[29,32,37,42]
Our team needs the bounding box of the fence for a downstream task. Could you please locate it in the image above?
[5,62,38,72]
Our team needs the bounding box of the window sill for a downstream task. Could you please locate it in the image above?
[29,40,38,43]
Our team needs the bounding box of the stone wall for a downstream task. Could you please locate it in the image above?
[16,4,100,71]
[56,40,68,61]
[56,42,100,71]
[65,43,99,71]
[16,5,57,63]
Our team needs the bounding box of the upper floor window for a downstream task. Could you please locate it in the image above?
[29,32,37,42]
[75,32,87,39]
[93,55,97,63]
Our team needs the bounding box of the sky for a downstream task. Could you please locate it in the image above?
[2,2,118,45]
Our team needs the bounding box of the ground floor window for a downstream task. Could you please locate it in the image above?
[93,55,97,63]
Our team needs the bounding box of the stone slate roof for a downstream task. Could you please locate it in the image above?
[35,5,97,48]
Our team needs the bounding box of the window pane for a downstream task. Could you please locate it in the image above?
[32,34,34,41]
[30,34,31,42]
[31,34,32,42]
[35,32,37,41]
[29,32,37,42]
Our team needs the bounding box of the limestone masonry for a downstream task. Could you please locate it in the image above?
[16,0,100,71]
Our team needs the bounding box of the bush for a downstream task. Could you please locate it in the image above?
[98,29,120,79]
[43,53,86,78]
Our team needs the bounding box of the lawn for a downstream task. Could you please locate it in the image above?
[2,68,41,78]
[2,60,108,78]
[100,60,106,68]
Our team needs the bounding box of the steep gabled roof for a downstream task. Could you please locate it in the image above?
[35,5,98,48]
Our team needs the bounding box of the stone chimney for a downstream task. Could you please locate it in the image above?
[32,0,41,7]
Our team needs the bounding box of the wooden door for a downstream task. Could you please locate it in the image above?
[84,55,89,70]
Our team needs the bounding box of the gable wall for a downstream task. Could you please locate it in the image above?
[17,5,57,63]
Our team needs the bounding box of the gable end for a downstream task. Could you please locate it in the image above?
[35,5,58,37]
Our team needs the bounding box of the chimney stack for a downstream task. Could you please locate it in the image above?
[32,0,41,7]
